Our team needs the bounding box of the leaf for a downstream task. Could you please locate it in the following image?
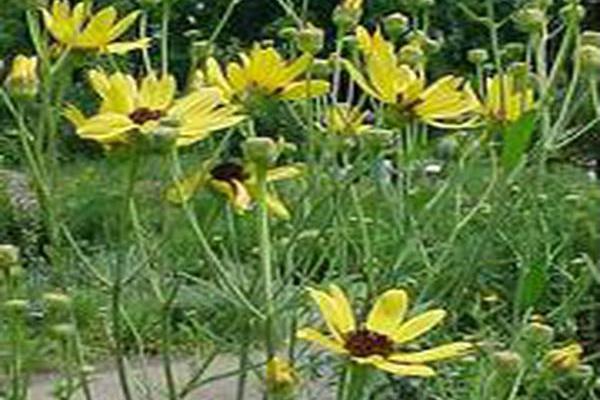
[516,263,547,312]
[501,112,537,171]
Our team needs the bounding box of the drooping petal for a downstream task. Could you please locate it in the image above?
[165,170,208,204]
[370,359,436,377]
[105,38,151,55]
[297,328,348,355]
[265,192,291,220]
[389,342,473,363]
[266,165,304,182]
[366,289,408,336]
[63,104,87,128]
[392,310,447,344]
[108,10,141,41]
[280,80,330,100]
[342,60,382,100]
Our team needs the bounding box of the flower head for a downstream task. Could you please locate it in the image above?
[298,285,472,377]
[483,74,535,123]
[65,70,244,148]
[544,343,584,371]
[342,0,363,11]
[322,104,373,136]
[41,0,149,54]
[344,27,480,129]
[4,55,38,97]
[204,45,330,104]
[266,356,299,395]
[166,160,303,219]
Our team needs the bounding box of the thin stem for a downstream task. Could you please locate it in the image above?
[161,0,171,76]
[140,12,153,74]
[209,0,242,43]
[590,76,600,118]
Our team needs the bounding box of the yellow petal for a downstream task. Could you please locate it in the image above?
[366,289,408,336]
[266,166,303,182]
[76,6,118,48]
[370,359,436,377]
[265,192,291,220]
[297,328,347,355]
[342,60,382,100]
[63,104,87,128]
[280,80,330,100]
[279,53,312,87]
[328,285,356,333]
[389,342,473,363]
[307,287,350,341]
[226,62,248,94]
[165,170,207,204]
[392,310,447,344]
[210,179,252,211]
[77,113,136,142]
[105,38,151,54]
[206,57,234,99]
[139,73,176,111]
[108,10,141,41]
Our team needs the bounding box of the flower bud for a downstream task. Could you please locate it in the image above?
[468,49,489,65]
[582,31,600,49]
[383,13,410,41]
[296,24,325,55]
[333,5,362,33]
[579,45,600,75]
[4,55,38,98]
[398,44,425,66]
[544,343,583,371]
[50,323,77,339]
[560,3,586,25]
[266,356,299,396]
[492,351,523,373]
[311,59,332,79]
[243,137,279,167]
[43,292,72,308]
[502,42,526,62]
[524,322,555,345]
[514,8,547,34]
[0,244,20,271]
[4,298,28,312]
[278,26,299,41]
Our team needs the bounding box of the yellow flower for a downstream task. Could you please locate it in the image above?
[297,285,473,377]
[342,0,363,11]
[166,161,303,219]
[205,45,330,103]
[266,356,299,395]
[344,27,481,128]
[41,0,149,54]
[4,55,38,97]
[483,74,535,123]
[65,70,244,147]
[323,104,373,136]
[544,343,583,371]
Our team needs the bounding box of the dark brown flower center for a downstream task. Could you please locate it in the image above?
[344,329,394,358]
[129,107,165,125]
[210,162,248,183]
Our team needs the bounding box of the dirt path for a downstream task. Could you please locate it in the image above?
[27,355,333,399]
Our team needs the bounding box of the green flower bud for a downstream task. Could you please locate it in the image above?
[468,48,489,65]
[278,26,299,41]
[243,137,279,167]
[4,55,38,98]
[524,322,555,345]
[529,0,553,10]
[333,5,362,33]
[560,3,586,25]
[502,42,526,62]
[508,62,531,91]
[42,292,72,308]
[4,298,28,312]
[579,45,600,75]
[398,44,425,66]
[311,59,332,79]
[492,351,523,373]
[514,7,547,34]
[582,31,600,49]
[296,24,325,55]
[383,13,410,41]
[50,323,77,339]
[0,244,19,271]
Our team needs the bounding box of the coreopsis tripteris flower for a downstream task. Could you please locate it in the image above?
[544,343,584,371]
[323,104,373,136]
[298,285,472,377]
[204,46,330,104]
[65,70,244,148]
[41,0,149,54]
[483,74,535,123]
[344,27,481,128]
[166,160,303,219]
[4,55,38,97]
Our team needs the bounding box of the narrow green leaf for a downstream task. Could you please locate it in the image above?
[501,112,537,171]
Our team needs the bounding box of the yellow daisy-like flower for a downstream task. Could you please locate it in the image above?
[4,55,38,96]
[65,70,244,147]
[266,356,299,395]
[298,285,472,377]
[323,104,373,136]
[205,46,330,103]
[166,161,303,220]
[344,27,481,129]
[41,0,149,54]
[544,343,584,371]
[483,74,535,123]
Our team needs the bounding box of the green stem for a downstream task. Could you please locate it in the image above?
[343,364,370,400]
[161,294,178,400]
[161,0,171,76]
[590,76,600,118]
[209,0,242,43]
